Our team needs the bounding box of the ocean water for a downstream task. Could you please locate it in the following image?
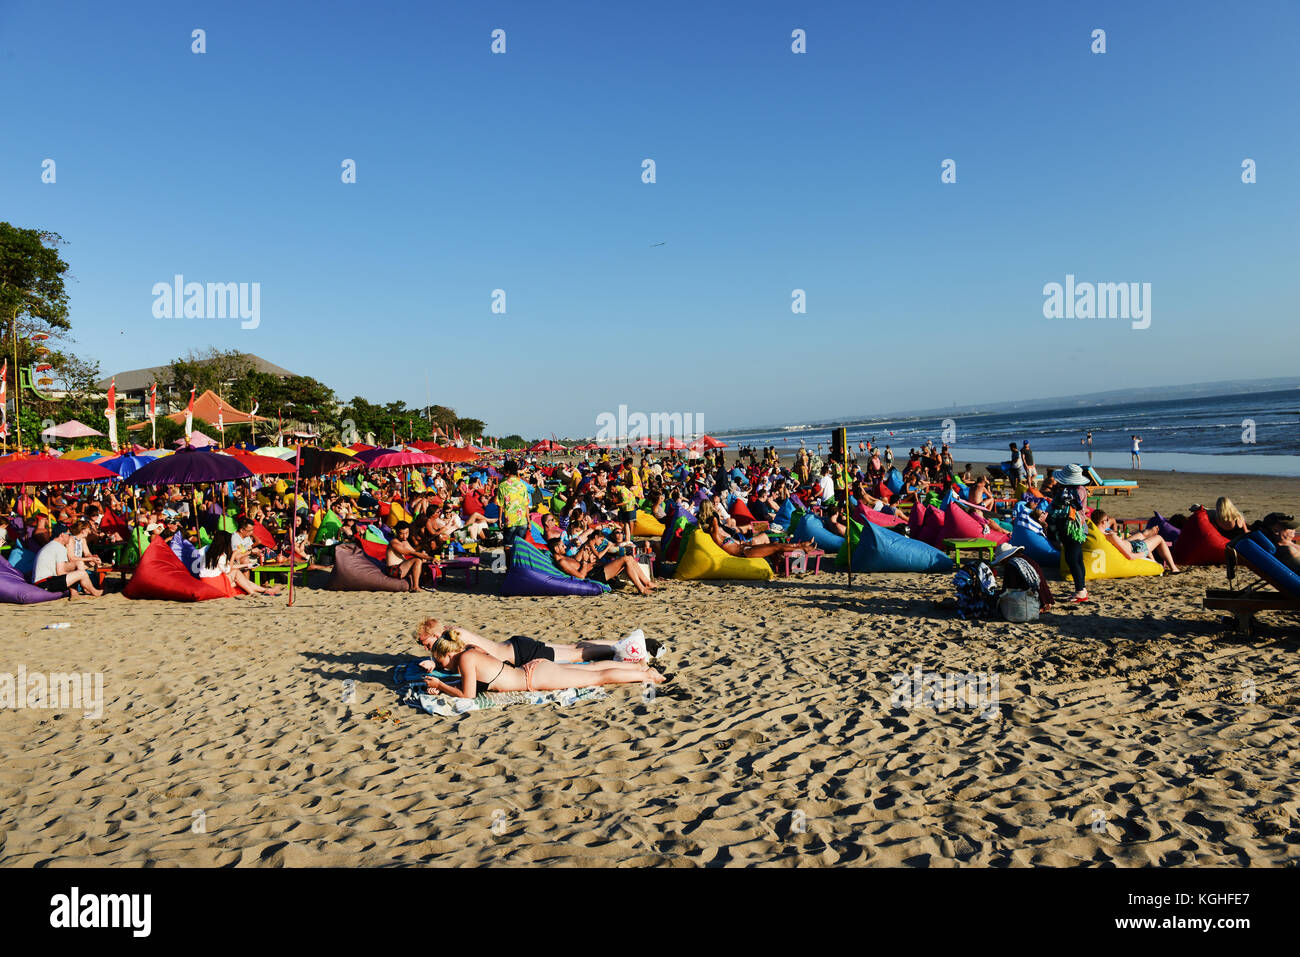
[721,388,1300,476]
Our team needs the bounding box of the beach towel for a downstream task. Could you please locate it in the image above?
[392,660,609,716]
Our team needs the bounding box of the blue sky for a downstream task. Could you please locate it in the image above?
[2,0,1296,438]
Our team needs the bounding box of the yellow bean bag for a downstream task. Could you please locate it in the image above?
[335,479,359,498]
[274,479,288,495]
[409,471,427,493]
[26,497,52,519]
[674,528,774,582]
[633,511,665,537]
[388,502,412,524]
[1062,521,1163,580]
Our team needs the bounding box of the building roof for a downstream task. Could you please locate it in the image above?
[96,354,296,392]
[127,389,268,430]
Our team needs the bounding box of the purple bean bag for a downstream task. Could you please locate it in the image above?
[1147,511,1180,543]
[0,553,65,603]
[326,542,412,592]
[500,539,609,596]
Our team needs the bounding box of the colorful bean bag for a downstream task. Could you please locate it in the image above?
[313,510,343,543]
[943,502,1010,545]
[1063,521,1163,580]
[633,511,665,537]
[835,519,864,569]
[789,513,844,554]
[674,528,774,582]
[5,542,37,581]
[852,501,906,529]
[1146,511,1180,543]
[326,541,412,592]
[1170,508,1229,566]
[919,506,947,549]
[357,536,389,563]
[1010,522,1059,568]
[252,522,278,550]
[167,531,201,573]
[851,520,954,574]
[1233,531,1300,599]
[0,553,65,603]
[124,539,229,601]
[907,503,928,540]
[500,539,610,596]
[658,516,695,563]
[885,468,904,495]
[730,498,756,525]
[874,481,893,502]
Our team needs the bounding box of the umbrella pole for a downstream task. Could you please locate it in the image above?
[289,446,301,607]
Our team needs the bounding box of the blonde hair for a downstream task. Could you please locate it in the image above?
[697,500,718,528]
[417,617,442,644]
[431,626,467,659]
[1216,497,1244,528]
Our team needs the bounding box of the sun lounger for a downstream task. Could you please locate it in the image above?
[1201,531,1300,634]
[1084,466,1138,496]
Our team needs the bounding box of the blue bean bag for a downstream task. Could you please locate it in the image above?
[1233,531,1300,599]
[851,520,954,573]
[885,468,904,495]
[0,553,65,603]
[773,498,797,528]
[500,539,610,597]
[1010,522,1059,568]
[789,513,844,554]
[5,542,37,581]
[167,531,201,575]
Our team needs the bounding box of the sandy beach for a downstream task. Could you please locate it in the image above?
[2,466,1297,867]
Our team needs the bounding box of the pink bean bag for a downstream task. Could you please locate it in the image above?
[919,506,947,549]
[853,502,906,528]
[1170,507,1230,566]
[908,503,928,539]
[944,502,1010,545]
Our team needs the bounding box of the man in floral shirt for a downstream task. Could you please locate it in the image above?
[495,460,531,567]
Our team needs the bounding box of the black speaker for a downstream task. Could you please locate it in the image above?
[831,427,847,461]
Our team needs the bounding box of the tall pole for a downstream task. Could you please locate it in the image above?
[289,445,301,607]
[11,305,21,454]
[844,449,852,589]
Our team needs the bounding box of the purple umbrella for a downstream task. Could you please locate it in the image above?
[125,447,253,486]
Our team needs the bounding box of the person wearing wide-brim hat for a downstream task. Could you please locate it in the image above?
[991,542,1055,612]
[1049,464,1091,603]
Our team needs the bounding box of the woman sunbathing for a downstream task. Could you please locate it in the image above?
[1210,497,1248,538]
[697,501,810,559]
[1091,509,1180,573]
[423,628,664,697]
[415,618,650,664]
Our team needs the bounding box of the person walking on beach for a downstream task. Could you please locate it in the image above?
[1082,430,1093,464]
[1021,441,1036,485]
[1130,435,1142,470]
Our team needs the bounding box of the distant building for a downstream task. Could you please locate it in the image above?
[95,354,296,420]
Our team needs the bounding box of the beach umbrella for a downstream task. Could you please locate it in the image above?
[97,454,153,478]
[661,436,687,450]
[326,445,358,456]
[125,447,253,486]
[354,448,442,469]
[423,445,477,463]
[254,445,296,460]
[0,456,119,485]
[42,420,105,439]
[61,447,111,460]
[224,448,297,475]
[698,434,728,449]
[177,432,218,448]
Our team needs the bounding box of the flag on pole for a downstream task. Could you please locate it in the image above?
[106,377,119,452]
[184,388,195,444]
[0,359,7,439]
[218,410,225,448]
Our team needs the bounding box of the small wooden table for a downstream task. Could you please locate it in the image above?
[435,556,481,588]
[944,538,996,563]
[251,561,310,586]
[772,548,826,577]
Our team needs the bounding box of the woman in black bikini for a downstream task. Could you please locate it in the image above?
[423,628,664,697]
[415,618,648,664]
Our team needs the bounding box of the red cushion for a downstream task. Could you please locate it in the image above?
[124,538,228,601]
[874,481,893,502]
[1170,508,1230,565]
[730,498,755,523]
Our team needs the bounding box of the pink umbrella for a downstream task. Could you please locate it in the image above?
[354,448,443,468]
[0,456,119,485]
[176,432,218,448]
[43,420,106,439]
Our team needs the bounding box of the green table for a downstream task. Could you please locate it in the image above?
[251,561,310,586]
[944,538,996,563]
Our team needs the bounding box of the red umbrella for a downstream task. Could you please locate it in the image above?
[422,445,477,463]
[699,434,728,449]
[225,448,297,475]
[661,436,687,450]
[0,456,119,485]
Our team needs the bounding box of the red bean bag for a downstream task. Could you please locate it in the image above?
[730,498,755,524]
[124,538,228,601]
[874,481,893,502]
[357,536,388,563]
[1170,507,1230,565]
[252,522,278,549]
[943,502,1010,544]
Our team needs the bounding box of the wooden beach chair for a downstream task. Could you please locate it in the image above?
[1202,532,1300,635]
[1084,466,1138,496]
